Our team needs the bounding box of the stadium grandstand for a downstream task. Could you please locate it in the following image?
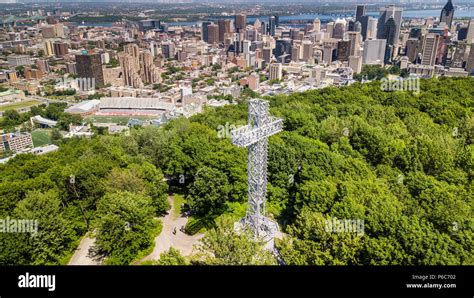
[97,97,176,116]
[65,100,100,116]
[30,115,57,128]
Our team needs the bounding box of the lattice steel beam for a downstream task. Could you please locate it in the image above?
[231,99,283,242]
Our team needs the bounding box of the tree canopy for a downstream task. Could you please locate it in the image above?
[1,77,473,265]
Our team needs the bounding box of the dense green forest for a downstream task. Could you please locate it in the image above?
[0,77,473,265]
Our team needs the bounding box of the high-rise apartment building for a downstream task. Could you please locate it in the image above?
[75,52,105,88]
[269,63,283,81]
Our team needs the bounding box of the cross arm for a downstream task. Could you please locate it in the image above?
[231,118,283,147]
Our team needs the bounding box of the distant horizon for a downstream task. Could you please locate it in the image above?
[1,0,474,4]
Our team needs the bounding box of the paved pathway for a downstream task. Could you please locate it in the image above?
[69,195,204,265]
[68,233,102,265]
[140,195,204,263]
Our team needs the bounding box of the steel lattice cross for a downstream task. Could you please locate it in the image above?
[231,99,283,242]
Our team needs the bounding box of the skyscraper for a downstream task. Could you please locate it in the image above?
[337,40,350,61]
[202,21,212,43]
[363,39,387,65]
[356,5,366,23]
[207,24,219,44]
[465,19,474,44]
[466,44,474,73]
[235,14,247,32]
[274,38,292,58]
[332,20,346,39]
[313,18,321,33]
[366,17,378,40]
[269,16,277,36]
[421,33,441,66]
[377,5,403,45]
[440,0,455,28]
[384,17,398,46]
[347,31,362,56]
[218,19,231,43]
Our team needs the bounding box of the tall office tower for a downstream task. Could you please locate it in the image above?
[207,24,219,44]
[366,17,378,40]
[384,17,398,46]
[333,20,346,39]
[161,43,175,59]
[254,18,261,30]
[75,52,104,88]
[242,40,251,54]
[356,5,366,23]
[53,41,68,57]
[347,31,362,56]
[274,38,292,58]
[337,40,350,61]
[291,44,301,61]
[354,21,362,33]
[326,22,334,38]
[235,14,247,32]
[466,19,474,44]
[234,31,244,54]
[269,63,283,81]
[440,0,455,28]
[260,21,267,35]
[406,38,423,62]
[290,29,300,40]
[349,55,362,74]
[409,27,422,39]
[363,39,387,65]
[251,40,264,52]
[313,18,321,33]
[43,40,54,56]
[302,40,314,62]
[421,33,441,66]
[377,5,403,45]
[348,20,355,32]
[246,28,258,41]
[356,5,368,40]
[269,16,277,36]
[262,47,272,63]
[202,21,212,42]
[323,45,334,64]
[218,19,232,43]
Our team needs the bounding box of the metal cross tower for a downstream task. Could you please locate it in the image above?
[231,99,283,244]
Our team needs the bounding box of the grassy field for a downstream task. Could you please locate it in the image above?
[85,115,157,125]
[31,130,52,147]
[172,194,186,220]
[0,100,42,112]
